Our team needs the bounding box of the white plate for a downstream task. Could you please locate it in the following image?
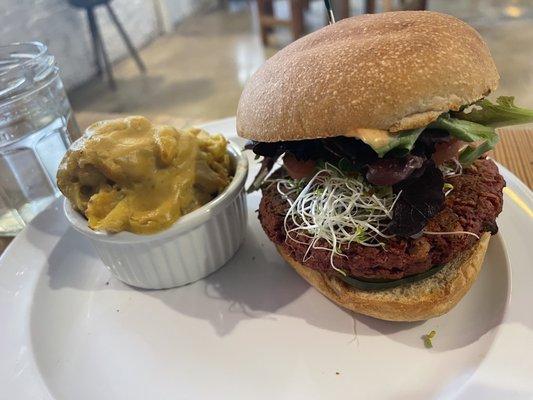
[1,117,532,400]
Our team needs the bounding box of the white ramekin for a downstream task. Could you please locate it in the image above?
[63,143,248,289]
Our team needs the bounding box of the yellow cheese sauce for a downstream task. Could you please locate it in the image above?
[57,116,231,234]
[345,128,393,149]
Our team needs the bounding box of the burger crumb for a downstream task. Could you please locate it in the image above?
[423,330,437,348]
[335,372,340,375]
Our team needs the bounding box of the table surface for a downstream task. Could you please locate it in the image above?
[1,111,531,254]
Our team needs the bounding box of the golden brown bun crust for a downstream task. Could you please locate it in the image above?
[277,233,491,321]
[237,11,499,141]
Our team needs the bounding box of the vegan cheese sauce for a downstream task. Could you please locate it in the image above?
[57,116,231,234]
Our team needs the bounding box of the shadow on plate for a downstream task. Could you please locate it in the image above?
[25,201,70,241]
[42,203,510,350]
[145,228,510,352]
[144,227,337,336]
[46,226,107,290]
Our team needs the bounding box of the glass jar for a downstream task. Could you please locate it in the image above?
[0,42,79,236]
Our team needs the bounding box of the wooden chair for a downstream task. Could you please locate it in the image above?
[365,0,428,13]
[257,0,350,46]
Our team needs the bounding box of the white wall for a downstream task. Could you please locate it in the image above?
[0,0,219,90]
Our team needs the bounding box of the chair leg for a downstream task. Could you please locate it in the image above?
[257,0,273,46]
[399,0,428,10]
[339,0,350,19]
[291,0,305,40]
[91,9,116,90]
[86,7,103,78]
[366,0,376,13]
[264,0,274,16]
[105,3,146,73]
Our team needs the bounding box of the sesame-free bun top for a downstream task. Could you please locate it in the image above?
[237,11,499,142]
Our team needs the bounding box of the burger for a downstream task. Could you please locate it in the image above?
[237,11,533,321]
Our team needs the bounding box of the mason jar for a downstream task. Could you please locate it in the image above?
[0,42,79,236]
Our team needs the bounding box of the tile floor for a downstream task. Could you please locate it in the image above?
[69,0,533,122]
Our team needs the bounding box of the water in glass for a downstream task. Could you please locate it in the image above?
[0,42,79,235]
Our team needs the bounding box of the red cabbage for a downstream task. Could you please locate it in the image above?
[386,162,445,237]
[366,155,425,186]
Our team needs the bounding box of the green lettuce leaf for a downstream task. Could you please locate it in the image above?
[458,134,499,165]
[429,114,496,142]
[429,114,499,166]
[372,128,424,157]
[452,96,533,127]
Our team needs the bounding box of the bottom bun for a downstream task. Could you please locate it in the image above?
[276,232,491,321]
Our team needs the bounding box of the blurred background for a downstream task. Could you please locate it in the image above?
[3,0,533,121]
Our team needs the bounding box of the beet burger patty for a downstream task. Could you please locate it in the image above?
[259,158,504,281]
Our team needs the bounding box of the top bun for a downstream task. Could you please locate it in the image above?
[237,11,499,142]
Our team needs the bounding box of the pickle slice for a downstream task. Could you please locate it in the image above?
[335,263,446,291]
